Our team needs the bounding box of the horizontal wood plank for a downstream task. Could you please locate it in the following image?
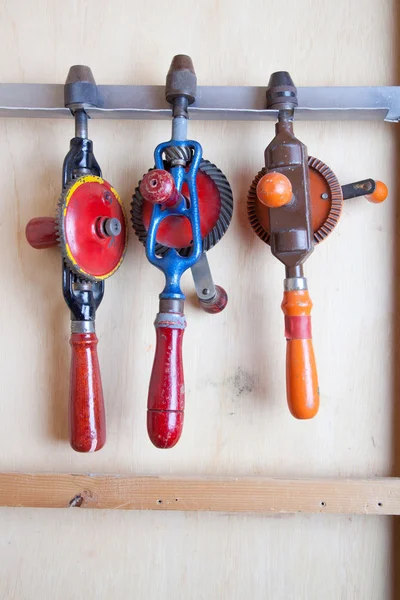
[0,473,399,515]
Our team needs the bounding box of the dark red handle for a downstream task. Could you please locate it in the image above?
[147,311,186,449]
[69,332,106,452]
[199,285,228,314]
[25,217,58,249]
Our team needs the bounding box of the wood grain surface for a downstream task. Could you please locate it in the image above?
[0,0,398,598]
[1,473,400,515]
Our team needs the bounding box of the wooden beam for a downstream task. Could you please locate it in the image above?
[0,473,399,514]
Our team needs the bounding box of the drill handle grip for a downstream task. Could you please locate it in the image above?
[281,289,319,419]
[69,331,106,452]
[147,311,186,449]
[25,217,58,249]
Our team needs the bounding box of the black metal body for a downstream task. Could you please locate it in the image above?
[61,65,104,323]
[62,138,101,187]
[61,138,105,322]
[62,268,104,321]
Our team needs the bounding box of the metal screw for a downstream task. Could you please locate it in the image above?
[321,193,329,200]
[202,288,210,295]
[103,191,113,204]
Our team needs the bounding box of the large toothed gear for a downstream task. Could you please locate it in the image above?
[247,156,343,245]
[56,175,128,282]
[131,159,233,256]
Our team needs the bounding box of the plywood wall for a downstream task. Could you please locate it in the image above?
[0,0,397,598]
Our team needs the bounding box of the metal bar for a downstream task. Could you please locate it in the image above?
[191,253,216,301]
[0,473,399,514]
[0,83,399,122]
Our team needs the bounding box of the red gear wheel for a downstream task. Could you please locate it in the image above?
[57,176,127,281]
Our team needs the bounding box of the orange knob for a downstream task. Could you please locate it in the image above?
[256,172,293,208]
[366,181,388,204]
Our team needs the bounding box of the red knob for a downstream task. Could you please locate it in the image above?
[25,217,58,249]
[199,285,228,314]
[139,170,179,206]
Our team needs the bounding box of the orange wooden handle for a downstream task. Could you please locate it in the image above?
[281,290,319,419]
[69,332,106,452]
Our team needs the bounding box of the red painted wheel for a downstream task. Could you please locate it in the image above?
[141,169,222,248]
[57,176,127,281]
[131,160,233,256]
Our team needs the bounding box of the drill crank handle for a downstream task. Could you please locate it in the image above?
[69,321,106,452]
[191,253,228,314]
[25,217,58,249]
[281,278,319,419]
[147,299,186,449]
[341,179,388,203]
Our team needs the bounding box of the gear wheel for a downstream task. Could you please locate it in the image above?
[56,175,127,282]
[131,159,233,257]
[247,156,343,245]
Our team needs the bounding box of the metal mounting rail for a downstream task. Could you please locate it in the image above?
[0,83,399,122]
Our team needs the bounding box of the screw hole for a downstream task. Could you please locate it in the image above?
[378,502,383,507]
[320,501,326,507]
[157,499,162,504]
[175,498,179,502]
[151,179,157,187]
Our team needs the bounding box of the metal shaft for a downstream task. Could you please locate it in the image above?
[172,115,188,141]
[75,109,88,139]
[285,265,304,279]
[284,265,307,291]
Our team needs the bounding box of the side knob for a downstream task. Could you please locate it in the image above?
[139,170,179,207]
[256,172,293,208]
[366,181,388,204]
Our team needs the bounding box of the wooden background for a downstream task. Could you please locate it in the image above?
[0,0,398,598]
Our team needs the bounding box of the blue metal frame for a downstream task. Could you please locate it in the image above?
[145,139,203,300]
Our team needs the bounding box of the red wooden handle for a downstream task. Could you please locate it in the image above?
[69,332,106,452]
[147,311,186,449]
[281,290,319,419]
[25,217,58,249]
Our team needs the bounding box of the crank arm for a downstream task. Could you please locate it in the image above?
[191,253,228,314]
[341,178,388,203]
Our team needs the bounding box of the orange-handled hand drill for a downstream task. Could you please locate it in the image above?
[248,71,388,419]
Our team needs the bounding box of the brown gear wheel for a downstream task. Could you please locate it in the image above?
[247,156,343,246]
